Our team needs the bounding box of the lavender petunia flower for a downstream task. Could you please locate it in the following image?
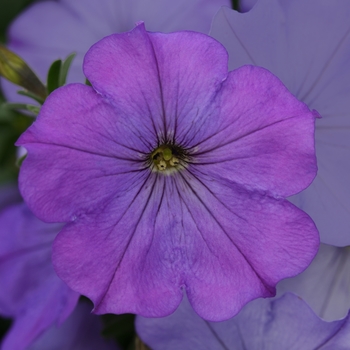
[28,301,117,350]
[17,24,319,321]
[2,0,230,101]
[210,0,350,246]
[276,244,350,322]
[0,202,79,350]
[136,293,350,350]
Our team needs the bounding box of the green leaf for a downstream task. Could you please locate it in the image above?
[85,78,92,86]
[17,90,45,104]
[47,59,62,94]
[59,52,76,86]
[0,44,47,99]
[0,102,39,114]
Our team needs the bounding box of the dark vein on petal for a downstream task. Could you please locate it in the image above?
[148,36,168,140]
[99,95,155,151]
[173,178,220,261]
[192,115,300,156]
[92,167,150,179]
[141,176,166,270]
[95,173,158,309]
[300,23,350,102]
[178,171,272,293]
[204,321,230,350]
[138,86,161,144]
[27,141,144,162]
[88,171,150,220]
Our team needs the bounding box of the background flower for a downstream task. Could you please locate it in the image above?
[276,244,350,321]
[28,300,117,350]
[210,0,350,246]
[0,200,79,350]
[1,0,230,102]
[136,293,350,350]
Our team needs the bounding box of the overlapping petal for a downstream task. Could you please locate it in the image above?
[277,244,350,321]
[136,294,350,350]
[0,203,79,350]
[2,0,230,102]
[210,0,350,245]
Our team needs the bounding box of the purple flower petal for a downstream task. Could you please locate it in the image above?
[2,0,230,102]
[277,244,350,321]
[136,293,350,350]
[192,65,317,197]
[0,202,79,350]
[210,0,350,246]
[17,25,318,320]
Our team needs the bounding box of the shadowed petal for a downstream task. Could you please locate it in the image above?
[0,203,79,350]
[28,301,117,350]
[277,244,350,321]
[136,294,350,350]
[210,0,350,245]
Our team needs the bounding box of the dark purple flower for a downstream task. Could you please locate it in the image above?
[17,24,318,321]
[210,0,350,246]
[136,293,350,349]
[239,0,257,12]
[2,0,230,102]
[0,201,79,350]
[27,301,117,350]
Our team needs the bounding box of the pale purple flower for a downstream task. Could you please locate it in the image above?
[0,201,79,350]
[210,0,350,246]
[28,301,117,350]
[17,24,318,321]
[2,0,230,101]
[276,244,350,321]
[136,293,350,349]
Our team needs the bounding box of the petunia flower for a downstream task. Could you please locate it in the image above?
[0,201,79,350]
[136,293,350,350]
[210,0,350,246]
[1,0,230,102]
[276,243,350,321]
[17,24,318,321]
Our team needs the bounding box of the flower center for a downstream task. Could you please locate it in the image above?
[150,144,187,173]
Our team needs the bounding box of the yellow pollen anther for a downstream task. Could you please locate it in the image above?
[169,157,179,166]
[157,160,167,171]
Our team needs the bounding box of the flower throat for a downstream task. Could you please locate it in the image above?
[150,144,187,173]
